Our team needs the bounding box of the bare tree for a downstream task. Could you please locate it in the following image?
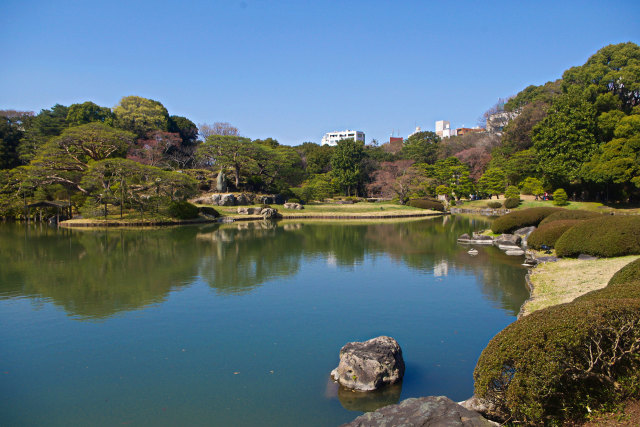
[198,122,240,141]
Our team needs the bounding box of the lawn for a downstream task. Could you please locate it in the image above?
[521,255,640,315]
[456,195,640,214]
[210,201,439,218]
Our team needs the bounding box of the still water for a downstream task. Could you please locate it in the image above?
[0,216,528,426]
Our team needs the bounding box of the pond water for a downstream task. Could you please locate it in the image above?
[0,216,528,426]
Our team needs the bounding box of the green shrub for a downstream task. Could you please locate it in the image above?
[198,206,220,218]
[261,204,272,209]
[553,188,569,206]
[503,197,520,209]
[491,207,564,234]
[287,198,301,204]
[609,258,640,285]
[527,220,582,249]
[555,216,640,258]
[474,299,640,424]
[487,201,502,209]
[538,209,601,226]
[168,201,199,219]
[505,186,520,199]
[407,198,445,212]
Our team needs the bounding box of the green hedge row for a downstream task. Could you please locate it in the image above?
[491,207,564,234]
[527,219,583,250]
[538,209,601,226]
[168,201,200,219]
[407,198,445,212]
[555,216,640,258]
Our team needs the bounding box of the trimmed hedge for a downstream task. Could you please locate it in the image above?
[503,197,520,209]
[168,201,199,219]
[609,257,640,285]
[474,299,640,424]
[555,216,640,258]
[491,207,564,234]
[487,201,502,209]
[407,198,445,212]
[527,219,582,249]
[538,209,601,226]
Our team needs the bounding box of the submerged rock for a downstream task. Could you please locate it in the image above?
[336,382,402,412]
[331,336,404,391]
[342,396,495,426]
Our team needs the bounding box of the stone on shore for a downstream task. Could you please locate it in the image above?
[284,202,304,210]
[237,207,263,215]
[495,234,521,247]
[342,396,495,427]
[331,336,404,392]
[260,208,279,219]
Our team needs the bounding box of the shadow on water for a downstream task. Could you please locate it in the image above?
[0,215,528,319]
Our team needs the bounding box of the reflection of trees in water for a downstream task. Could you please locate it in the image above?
[0,216,528,319]
[0,224,201,319]
[196,221,302,295]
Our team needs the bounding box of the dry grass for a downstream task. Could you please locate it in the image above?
[521,255,640,315]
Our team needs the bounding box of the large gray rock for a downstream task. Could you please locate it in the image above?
[257,195,274,204]
[342,396,495,427]
[471,232,493,241]
[220,194,237,206]
[236,193,253,205]
[237,207,263,215]
[513,226,536,237]
[260,208,279,219]
[216,171,228,192]
[284,202,304,210]
[495,234,521,247]
[211,194,222,206]
[331,336,404,392]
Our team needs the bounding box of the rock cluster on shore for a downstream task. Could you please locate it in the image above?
[457,227,536,258]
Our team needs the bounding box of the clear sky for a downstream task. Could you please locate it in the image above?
[1,0,638,145]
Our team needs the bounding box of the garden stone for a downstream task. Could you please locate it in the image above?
[331,336,404,391]
[342,396,495,427]
[471,232,493,241]
[216,171,227,192]
[284,202,304,210]
[211,194,222,206]
[260,208,279,219]
[220,194,237,206]
[495,234,521,247]
[236,193,252,205]
[505,249,525,256]
[513,226,536,237]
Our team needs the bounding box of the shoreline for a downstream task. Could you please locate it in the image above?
[59,210,443,228]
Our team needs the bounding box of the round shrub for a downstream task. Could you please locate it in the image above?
[503,197,520,209]
[487,201,502,209]
[555,216,640,258]
[407,198,445,212]
[505,186,520,199]
[527,219,582,249]
[287,198,301,204]
[538,209,601,226]
[474,299,640,424]
[491,207,564,234]
[552,188,569,206]
[168,201,199,220]
[608,258,640,285]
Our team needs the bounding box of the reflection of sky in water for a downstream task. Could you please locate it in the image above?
[0,218,529,426]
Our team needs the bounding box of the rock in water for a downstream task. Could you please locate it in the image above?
[331,336,404,391]
[342,396,494,427]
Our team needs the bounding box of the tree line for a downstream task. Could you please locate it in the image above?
[1,42,639,219]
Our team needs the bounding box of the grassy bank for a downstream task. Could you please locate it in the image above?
[211,202,440,219]
[456,195,640,214]
[521,255,640,315]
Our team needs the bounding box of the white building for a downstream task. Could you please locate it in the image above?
[435,120,457,138]
[408,126,422,138]
[321,130,365,146]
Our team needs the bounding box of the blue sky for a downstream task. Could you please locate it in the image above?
[1,0,638,145]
